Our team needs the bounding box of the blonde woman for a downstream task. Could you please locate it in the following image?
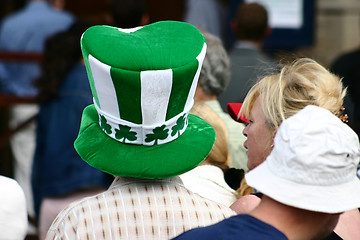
[230,58,360,239]
[180,101,238,207]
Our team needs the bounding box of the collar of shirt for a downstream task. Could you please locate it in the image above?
[109,176,184,190]
[234,41,258,50]
[181,165,236,194]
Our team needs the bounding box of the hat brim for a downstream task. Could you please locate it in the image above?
[227,103,249,124]
[245,159,360,213]
[74,105,215,179]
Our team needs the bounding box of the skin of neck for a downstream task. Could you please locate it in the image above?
[250,195,340,240]
[194,85,217,101]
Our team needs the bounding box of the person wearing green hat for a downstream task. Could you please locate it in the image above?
[45,21,236,239]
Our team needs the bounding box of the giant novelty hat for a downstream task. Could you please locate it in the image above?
[74,21,215,179]
[246,105,360,213]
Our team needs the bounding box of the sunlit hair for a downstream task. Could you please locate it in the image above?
[190,101,230,171]
[241,58,346,130]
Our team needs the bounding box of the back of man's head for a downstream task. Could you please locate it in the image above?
[111,0,147,28]
[198,31,230,98]
[234,2,268,42]
[48,0,65,10]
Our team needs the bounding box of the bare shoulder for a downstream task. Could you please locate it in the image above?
[230,194,261,214]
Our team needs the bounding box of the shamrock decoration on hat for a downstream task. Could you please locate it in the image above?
[74,21,215,179]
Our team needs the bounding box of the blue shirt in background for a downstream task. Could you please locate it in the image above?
[0,1,74,96]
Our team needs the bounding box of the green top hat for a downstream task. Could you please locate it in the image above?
[75,21,215,179]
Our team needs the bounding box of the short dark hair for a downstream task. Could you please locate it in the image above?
[235,3,268,41]
[111,0,147,28]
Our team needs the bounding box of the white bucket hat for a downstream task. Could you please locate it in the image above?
[246,105,360,213]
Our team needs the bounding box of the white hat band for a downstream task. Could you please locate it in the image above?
[94,100,189,146]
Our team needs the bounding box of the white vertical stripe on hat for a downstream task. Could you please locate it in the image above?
[184,43,207,112]
[140,69,173,126]
[89,55,120,119]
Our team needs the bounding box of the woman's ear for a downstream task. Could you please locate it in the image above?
[230,19,238,35]
[272,129,277,140]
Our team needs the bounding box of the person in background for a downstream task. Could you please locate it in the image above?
[0,0,74,97]
[183,0,228,43]
[110,0,149,28]
[218,2,277,111]
[45,21,235,239]
[330,47,360,137]
[0,0,74,236]
[49,0,65,10]
[0,175,28,240]
[194,31,247,174]
[32,21,114,240]
[180,101,237,207]
[229,58,360,239]
[174,105,360,240]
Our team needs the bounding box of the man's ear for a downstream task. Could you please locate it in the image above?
[264,26,272,38]
[194,82,204,101]
[141,14,150,26]
[230,19,238,35]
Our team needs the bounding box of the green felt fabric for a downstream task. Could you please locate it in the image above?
[81,21,205,71]
[76,21,213,178]
[110,68,142,124]
[74,105,215,179]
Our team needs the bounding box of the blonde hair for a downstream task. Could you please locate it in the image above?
[190,101,230,171]
[241,58,346,130]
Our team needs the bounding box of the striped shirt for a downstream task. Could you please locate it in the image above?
[46,176,236,240]
[205,100,248,171]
